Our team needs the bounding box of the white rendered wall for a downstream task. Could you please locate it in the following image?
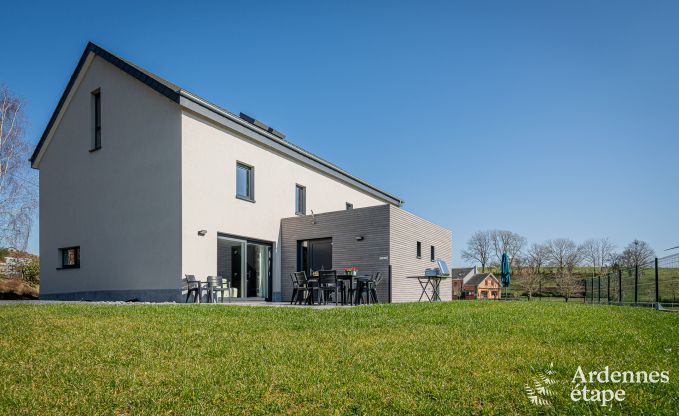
[180,110,390,299]
[38,56,182,299]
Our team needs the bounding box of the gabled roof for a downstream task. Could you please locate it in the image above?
[464,273,499,287]
[449,267,474,279]
[30,42,404,206]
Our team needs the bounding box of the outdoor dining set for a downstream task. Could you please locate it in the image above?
[184,274,233,303]
[289,270,383,306]
[182,271,383,305]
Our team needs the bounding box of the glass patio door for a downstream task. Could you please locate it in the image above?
[217,235,272,300]
[246,242,271,298]
[297,238,332,276]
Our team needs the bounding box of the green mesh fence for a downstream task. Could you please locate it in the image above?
[583,253,679,310]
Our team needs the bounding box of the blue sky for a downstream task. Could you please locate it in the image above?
[3,0,678,263]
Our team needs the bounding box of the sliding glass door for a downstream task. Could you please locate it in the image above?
[217,235,272,300]
[297,238,333,277]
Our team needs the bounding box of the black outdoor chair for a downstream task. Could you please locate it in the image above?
[347,274,362,304]
[354,274,372,305]
[369,272,383,303]
[289,273,299,304]
[317,270,338,305]
[184,274,201,303]
[294,271,314,305]
[207,275,231,303]
[354,272,382,305]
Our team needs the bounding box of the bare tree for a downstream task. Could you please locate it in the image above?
[580,238,616,275]
[580,239,598,274]
[545,238,581,272]
[619,239,655,268]
[557,271,582,302]
[545,238,582,301]
[490,230,526,268]
[597,238,616,271]
[518,269,543,300]
[525,243,548,274]
[0,85,36,251]
[461,231,492,272]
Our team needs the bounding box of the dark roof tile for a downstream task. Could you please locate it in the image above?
[30,42,403,205]
[465,273,497,287]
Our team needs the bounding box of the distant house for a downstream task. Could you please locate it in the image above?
[0,248,31,278]
[463,273,500,300]
[449,266,477,299]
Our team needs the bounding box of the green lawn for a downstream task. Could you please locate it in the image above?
[0,302,677,415]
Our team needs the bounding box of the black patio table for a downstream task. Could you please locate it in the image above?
[337,273,370,305]
[308,272,372,305]
[406,275,450,302]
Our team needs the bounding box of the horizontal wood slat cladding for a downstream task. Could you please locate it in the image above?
[280,205,390,303]
[280,204,452,304]
[389,206,453,303]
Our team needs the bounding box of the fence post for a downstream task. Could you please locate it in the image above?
[634,264,638,305]
[618,269,622,303]
[655,258,659,308]
[607,273,611,304]
[598,276,601,303]
[591,277,594,303]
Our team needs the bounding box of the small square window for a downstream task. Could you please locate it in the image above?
[430,245,435,262]
[236,162,254,201]
[346,202,353,210]
[295,184,306,215]
[416,241,422,259]
[60,246,80,269]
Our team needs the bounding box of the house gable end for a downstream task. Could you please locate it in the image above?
[30,42,180,168]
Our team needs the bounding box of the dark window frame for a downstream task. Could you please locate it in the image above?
[90,89,101,152]
[235,162,255,202]
[295,184,306,215]
[430,245,435,262]
[416,241,422,259]
[346,202,353,210]
[58,246,80,270]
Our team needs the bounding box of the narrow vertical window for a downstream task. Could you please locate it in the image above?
[295,184,306,215]
[91,90,101,151]
[416,241,422,258]
[430,245,435,262]
[236,162,254,201]
[346,202,353,210]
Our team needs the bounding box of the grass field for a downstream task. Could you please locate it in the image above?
[1,302,677,415]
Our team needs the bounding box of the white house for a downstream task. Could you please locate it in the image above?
[32,42,452,302]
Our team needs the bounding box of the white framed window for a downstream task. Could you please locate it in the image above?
[236,162,254,201]
[295,184,306,215]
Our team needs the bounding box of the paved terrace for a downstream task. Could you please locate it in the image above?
[0,300,354,308]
